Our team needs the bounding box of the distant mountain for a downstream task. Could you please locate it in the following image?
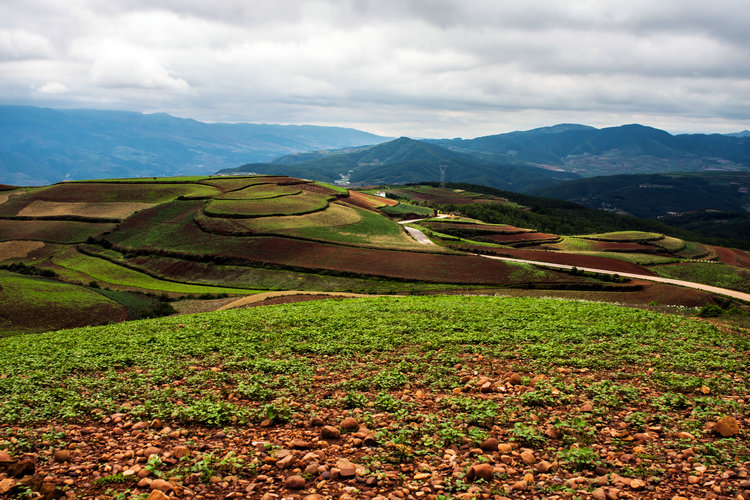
[532,171,750,218]
[726,130,750,138]
[0,106,388,185]
[219,137,580,192]
[433,124,750,176]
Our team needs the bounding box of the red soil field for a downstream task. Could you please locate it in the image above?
[424,222,530,234]
[28,183,204,203]
[0,220,116,243]
[592,241,672,255]
[344,191,399,211]
[495,248,656,276]
[710,245,750,268]
[482,232,559,244]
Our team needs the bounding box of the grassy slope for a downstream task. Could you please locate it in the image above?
[652,262,750,294]
[50,248,256,295]
[0,270,126,335]
[0,296,747,497]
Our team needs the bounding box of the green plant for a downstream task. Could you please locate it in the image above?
[94,473,130,486]
[511,422,545,447]
[259,399,292,424]
[343,391,370,409]
[557,446,601,471]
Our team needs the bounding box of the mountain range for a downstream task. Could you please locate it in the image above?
[219,136,579,192]
[0,106,388,185]
[433,123,750,176]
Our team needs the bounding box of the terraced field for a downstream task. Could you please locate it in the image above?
[204,191,332,217]
[0,269,127,335]
[2,177,748,337]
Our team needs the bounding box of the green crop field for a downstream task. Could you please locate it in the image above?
[0,270,126,336]
[51,249,256,295]
[0,296,747,498]
[204,192,331,217]
[579,231,663,242]
[285,206,423,248]
[218,184,302,200]
[380,202,434,217]
[652,262,750,294]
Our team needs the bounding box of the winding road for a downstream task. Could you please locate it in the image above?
[400,220,750,303]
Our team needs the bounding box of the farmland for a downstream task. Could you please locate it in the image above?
[0,296,747,498]
[1,176,749,338]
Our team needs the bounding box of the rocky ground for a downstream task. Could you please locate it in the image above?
[1,367,747,500]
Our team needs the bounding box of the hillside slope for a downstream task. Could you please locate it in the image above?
[532,172,750,218]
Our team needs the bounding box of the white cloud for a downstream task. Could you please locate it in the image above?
[36,81,69,94]
[0,29,53,61]
[86,40,189,91]
[0,0,747,137]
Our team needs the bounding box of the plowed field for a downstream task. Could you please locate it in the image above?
[496,248,656,275]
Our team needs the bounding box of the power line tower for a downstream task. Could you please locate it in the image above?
[439,164,447,189]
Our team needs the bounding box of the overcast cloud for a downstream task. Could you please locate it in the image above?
[1,0,748,137]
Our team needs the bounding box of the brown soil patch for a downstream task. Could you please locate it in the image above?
[0,194,8,205]
[18,201,154,219]
[424,221,531,234]
[0,240,45,261]
[218,291,387,310]
[344,191,394,210]
[482,232,559,244]
[711,245,750,268]
[496,248,656,276]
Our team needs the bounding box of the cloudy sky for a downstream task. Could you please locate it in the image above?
[1,0,748,138]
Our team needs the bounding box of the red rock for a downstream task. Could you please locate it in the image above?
[545,427,563,439]
[340,417,359,432]
[150,478,174,492]
[592,487,607,500]
[466,463,494,481]
[53,449,71,462]
[321,426,341,439]
[143,446,162,457]
[633,433,650,442]
[0,450,12,463]
[173,446,190,459]
[629,478,646,490]
[509,373,523,385]
[291,439,310,449]
[479,437,498,452]
[149,418,163,430]
[285,475,306,490]
[497,443,513,453]
[7,460,34,478]
[520,450,535,465]
[131,422,148,431]
[310,416,325,427]
[535,460,553,473]
[277,454,296,469]
[147,491,169,500]
[715,416,740,437]
[0,478,16,495]
[581,403,594,412]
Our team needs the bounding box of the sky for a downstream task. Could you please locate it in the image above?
[1,0,748,138]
